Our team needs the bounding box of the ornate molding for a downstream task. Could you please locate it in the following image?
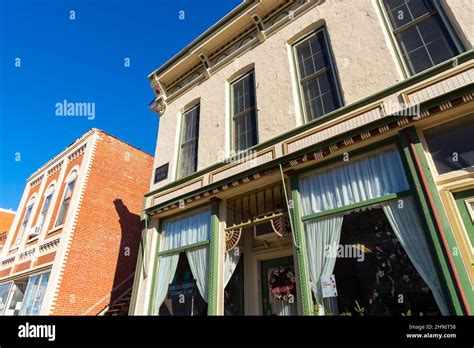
[67,144,87,163]
[39,237,60,253]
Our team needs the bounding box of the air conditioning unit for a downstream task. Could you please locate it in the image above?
[253,214,290,241]
[254,221,278,241]
[29,226,41,237]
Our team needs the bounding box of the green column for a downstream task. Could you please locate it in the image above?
[290,176,313,315]
[207,199,221,315]
[398,127,469,314]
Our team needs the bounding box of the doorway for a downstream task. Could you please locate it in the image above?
[260,256,297,316]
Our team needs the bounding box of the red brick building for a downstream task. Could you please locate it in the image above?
[0,129,153,315]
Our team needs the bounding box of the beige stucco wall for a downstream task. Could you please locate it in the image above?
[443,0,474,50]
[150,0,472,192]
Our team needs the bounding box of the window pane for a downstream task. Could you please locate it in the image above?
[424,115,474,175]
[29,273,50,315]
[232,72,257,151]
[404,46,432,74]
[295,29,341,122]
[19,275,40,315]
[383,0,459,75]
[0,283,12,315]
[179,106,200,178]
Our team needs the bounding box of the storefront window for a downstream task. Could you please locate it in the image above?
[0,282,12,315]
[423,114,474,175]
[19,272,50,315]
[224,251,244,316]
[334,208,439,315]
[160,253,207,316]
[299,148,449,315]
[151,208,211,316]
[4,280,28,315]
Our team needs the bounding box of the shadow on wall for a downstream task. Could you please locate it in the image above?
[109,198,142,309]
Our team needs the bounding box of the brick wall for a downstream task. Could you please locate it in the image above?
[51,131,153,315]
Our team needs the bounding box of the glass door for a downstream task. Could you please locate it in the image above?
[260,256,297,316]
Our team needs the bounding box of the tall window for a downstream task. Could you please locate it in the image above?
[294,28,342,122]
[15,197,35,246]
[231,71,258,152]
[179,105,200,178]
[382,0,461,75]
[55,171,77,227]
[32,185,54,237]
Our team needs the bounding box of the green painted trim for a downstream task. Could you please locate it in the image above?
[129,197,148,315]
[128,230,144,315]
[397,129,464,314]
[453,190,474,246]
[156,240,210,257]
[147,218,163,315]
[207,201,220,315]
[301,190,412,221]
[150,0,257,78]
[145,84,474,215]
[290,176,313,315]
[404,127,473,313]
[145,51,473,199]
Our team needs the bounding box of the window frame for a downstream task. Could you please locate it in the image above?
[292,26,343,124]
[31,184,55,238]
[420,113,474,179]
[377,0,465,77]
[230,70,259,153]
[177,104,201,179]
[54,170,78,228]
[14,197,36,246]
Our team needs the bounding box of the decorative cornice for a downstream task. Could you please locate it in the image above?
[30,175,44,188]
[19,248,35,261]
[1,256,15,268]
[148,0,313,104]
[39,238,60,253]
[67,144,87,163]
[47,161,63,177]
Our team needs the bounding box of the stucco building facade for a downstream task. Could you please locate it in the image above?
[131,0,474,316]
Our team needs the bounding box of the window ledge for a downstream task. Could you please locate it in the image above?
[26,236,39,244]
[47,225,63,234]
[8,246,19,254]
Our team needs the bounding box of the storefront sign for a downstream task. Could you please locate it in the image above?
[321,275,338,298]
[168,280,196,298]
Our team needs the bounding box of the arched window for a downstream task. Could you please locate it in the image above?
[55,170,78,227]
[31,184,55,238]
[14,195,36,246]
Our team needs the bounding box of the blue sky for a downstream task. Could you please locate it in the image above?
[0,0,242,210]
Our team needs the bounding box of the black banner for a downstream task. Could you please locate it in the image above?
[0,316,472,346]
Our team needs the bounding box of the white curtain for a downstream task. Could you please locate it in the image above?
[152,254,180,314]
[224,248,241,288]
[153,209,211,313]
[299,150,410,215]
[304,216,344,307]
[382,198,449,315]
[161,209,211,251]
[186,247,209,302]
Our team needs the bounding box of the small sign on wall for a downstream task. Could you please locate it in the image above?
[321,274,338,298]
